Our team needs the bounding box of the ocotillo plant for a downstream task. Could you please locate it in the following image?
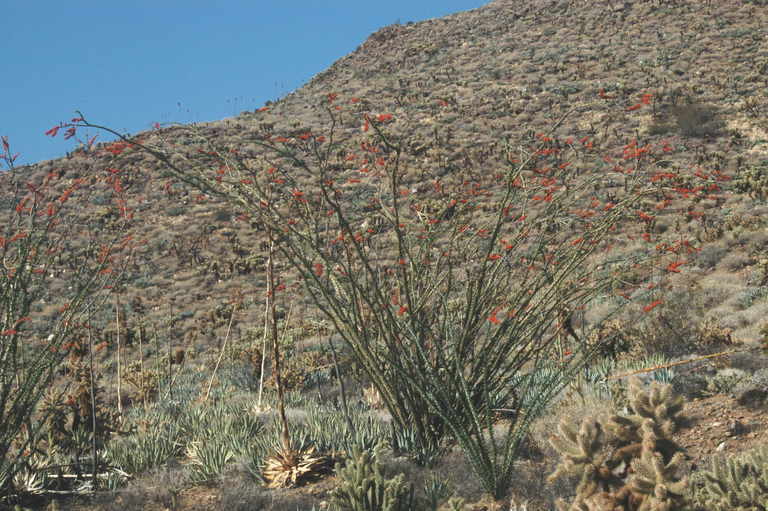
[0,141,130,498]
[57,93,666,497]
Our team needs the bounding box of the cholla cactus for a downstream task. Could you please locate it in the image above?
[626,377,684,436]
[734,165,768,199]
[548,378,687,511]
[330,445,414,511]
[688,444,768,511]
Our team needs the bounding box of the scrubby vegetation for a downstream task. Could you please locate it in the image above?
[3,0,768,509]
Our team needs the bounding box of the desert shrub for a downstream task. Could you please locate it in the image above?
[65,94,661,499]
[721,252,754,272]
[213,208,232,222]
[695,244,728,269]
[735,286,768,309]
[670,102,723,138]
[166,205,184,216]
[706,368,750,395]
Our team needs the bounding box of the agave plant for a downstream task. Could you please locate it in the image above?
[103,420,183,477]
[184,439,236,483]
[261,445,330,489]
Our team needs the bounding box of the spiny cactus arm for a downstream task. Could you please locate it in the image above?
[605,413,642,444]
[548,419,605,481]
[583,492,624,511]
[647,385,684,428]
[629,449,687,509]
[628,378,684,431]
[613,442,643,466]
[555,494,594,511]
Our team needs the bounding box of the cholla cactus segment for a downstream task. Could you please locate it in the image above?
[548,418,617,509]
[627,377,684,435]
[548,418,606,481]
[606,378,685,458]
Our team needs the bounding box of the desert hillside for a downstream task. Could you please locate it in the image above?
[3,0,768,509]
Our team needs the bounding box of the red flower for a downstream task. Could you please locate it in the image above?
[313,263,324,277]
[397,306,408,316]
[9,231,27,242]
[63,127,77,140]
[641,93,653,105]
[45,126,60,137]
[1,329,17,336]
[643,300,663,313]
[488,307,502,324]
[488,254,501,260]
[626,104,642,111]
[638,211,654,222]
[666,260,686,273]
[377,113,393,122]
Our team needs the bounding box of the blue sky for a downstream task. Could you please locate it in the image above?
[3,1,487,169]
